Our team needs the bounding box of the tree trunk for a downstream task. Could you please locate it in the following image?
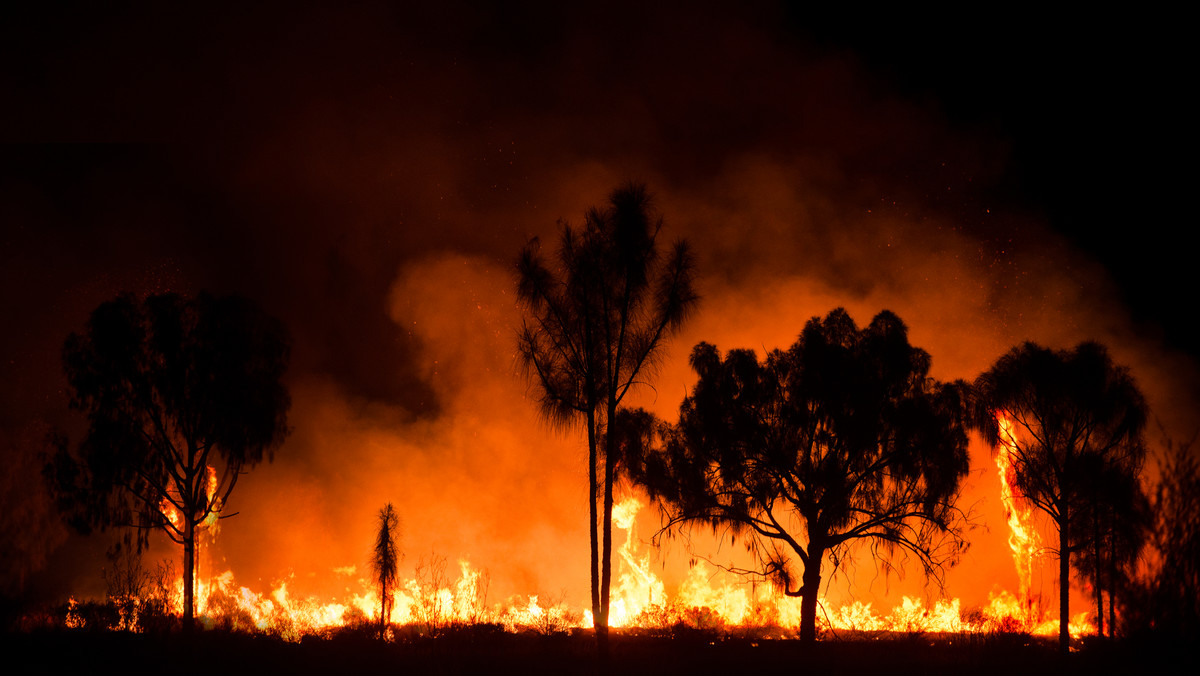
[1106,512,1117,636]
[1107,588,1116,637]
[598,404,616,660]
[799,545,824,643]
[183,515,195,633]
[379,585,388,640]
[1059,508,1070,652]
[1093,506,1104,637]
[587,409,604,654]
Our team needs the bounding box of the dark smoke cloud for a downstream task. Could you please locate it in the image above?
[2,3,1191,612]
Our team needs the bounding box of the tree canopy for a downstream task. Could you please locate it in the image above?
[515,182,698,652]
[621,308,971,642]
[974,340,1146,650]
[47,291,291,630]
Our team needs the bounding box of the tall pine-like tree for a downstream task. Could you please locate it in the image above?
[515,182,697,655]
[371,503,401,638]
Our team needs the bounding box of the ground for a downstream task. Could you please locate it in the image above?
[3,629,1193,676]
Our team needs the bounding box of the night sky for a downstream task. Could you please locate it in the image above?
[2,3,1193,616]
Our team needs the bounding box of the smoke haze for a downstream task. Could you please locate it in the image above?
[2,3,1191,615]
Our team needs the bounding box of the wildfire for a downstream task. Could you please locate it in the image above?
[994,414,1042,627]
[73,480,1096,641]
[606,496,667,627]
[158,466,221,533]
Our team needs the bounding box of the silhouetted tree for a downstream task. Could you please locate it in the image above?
[1070,453,1150,637]
[101,544,149,631]
[413,551,449,635]
[371,503,401,638]
[0,421,69,607]
[46,292,291,631]
[1130,438,1200,639]
[974,341,1146,651]
[515,182,698,652]
[620,309,972,642]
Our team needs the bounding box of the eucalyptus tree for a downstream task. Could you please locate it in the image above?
[47,292,291,631]
[620,308,972,642]
[974,341,1147,651]
[515,182,697,650]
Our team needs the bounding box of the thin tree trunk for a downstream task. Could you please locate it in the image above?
[599,412,616,654]
[1107,589,1115,637]
[1059,508,1070,652]
[379,586,387,639]
[183,515,195,633]
[1106,511,1117,636]
[587,409,601,645]
[1093,506,1104,637]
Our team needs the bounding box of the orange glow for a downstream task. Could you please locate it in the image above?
[158,465,221,534]
[203,465,221,530]
[13,13,1191,649]
[109,492,1098,640]
[994,413,1043,629]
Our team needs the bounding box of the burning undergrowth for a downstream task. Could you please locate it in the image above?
[24,495,1093,645]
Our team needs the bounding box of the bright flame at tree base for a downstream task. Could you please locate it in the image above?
[61,496,1094,642]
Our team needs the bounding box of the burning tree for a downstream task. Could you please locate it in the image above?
[974,341,1147,651]
[620,309,972,642]
[514,182,698,651]
[47,292,291,631]
[371,503,401,639]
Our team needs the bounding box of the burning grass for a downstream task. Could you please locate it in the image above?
[22,587,1087,646]
[21,494,1098,646]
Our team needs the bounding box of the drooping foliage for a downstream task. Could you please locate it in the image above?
[974,340,1146,651]
[621,308,971,642]
[47,292,291,630]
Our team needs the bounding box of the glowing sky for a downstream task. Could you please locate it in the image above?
[1,4,1192,617]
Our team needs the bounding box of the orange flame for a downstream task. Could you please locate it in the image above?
[994,413,1042,629]
[94,488,1097,640]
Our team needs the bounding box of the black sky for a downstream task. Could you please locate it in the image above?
[796,9,1189,341]
[5,4,1189,348]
